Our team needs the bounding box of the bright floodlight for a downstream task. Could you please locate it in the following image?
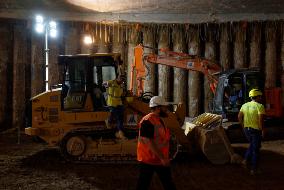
[84,35,93,45]
[35,15,44,23]
[49,21,57,28]
[49,21,57,38]
[50,29,57,38]
[35,23,44,33]
[34,14,59,92]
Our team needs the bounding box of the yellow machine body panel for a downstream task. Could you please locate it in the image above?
[25,53,188,163]
[27,89,112,145]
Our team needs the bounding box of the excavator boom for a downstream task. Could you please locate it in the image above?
[131,44,221,96]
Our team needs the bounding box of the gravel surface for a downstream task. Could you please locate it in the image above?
[1,129,284,190]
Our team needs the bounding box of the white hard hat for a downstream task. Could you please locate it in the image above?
[149,96,169,108]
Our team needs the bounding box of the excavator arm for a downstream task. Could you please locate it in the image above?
[131,44,221,96]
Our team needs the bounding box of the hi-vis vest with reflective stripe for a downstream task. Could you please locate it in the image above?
[137,113,170,165]
[107,80,123,107]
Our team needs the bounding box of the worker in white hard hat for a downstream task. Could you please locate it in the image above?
[238,89,265,175]
[136,96,176,190]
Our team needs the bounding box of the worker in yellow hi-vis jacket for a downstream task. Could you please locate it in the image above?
[105,75,126,139]
[238,89,265,175]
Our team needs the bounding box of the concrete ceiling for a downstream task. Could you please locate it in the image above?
[0,0,283,23]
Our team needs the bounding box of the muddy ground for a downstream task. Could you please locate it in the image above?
[1,130,284,190]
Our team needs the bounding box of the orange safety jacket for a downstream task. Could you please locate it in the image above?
[137,113,170,165]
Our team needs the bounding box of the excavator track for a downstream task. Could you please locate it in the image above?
[59,127,179,164]
[60,127,138,164]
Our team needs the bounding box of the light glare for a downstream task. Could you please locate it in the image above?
[84,35,93,45]
[49,21,57,29]
[50,29,57,38]
[35,23,44,33]
[36,15,44,23]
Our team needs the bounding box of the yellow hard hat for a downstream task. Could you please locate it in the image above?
[249,89,262,98]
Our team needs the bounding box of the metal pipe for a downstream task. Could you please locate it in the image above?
[45,25,49,92]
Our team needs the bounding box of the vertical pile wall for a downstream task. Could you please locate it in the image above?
[127,26,141,93]
[281,23,284,107]
[204,25,216,112]
[65,24,80,55]
[173,25,187,104]
[142,25,156,94]
[220,24,231,70]
[0,24,12,129]
[234,23,247,69]
[112,24,126,75]
[265,22,277,88]
[12,24,27,128]
[97,23,110,53]
[249,23,262,68]
[158,26,171,101]
[31,30,44,96]
[80,23,94,54]
[1,20,284,130]
[49,34,60,88]
[187,26,201,117]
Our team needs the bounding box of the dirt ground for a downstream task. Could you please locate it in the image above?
[1,130,284,190]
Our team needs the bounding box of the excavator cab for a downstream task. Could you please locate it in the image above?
[213,69,262,121]
[58,54,119,111]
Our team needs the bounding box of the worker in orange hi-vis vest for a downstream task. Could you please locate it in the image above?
[136,96,176,190]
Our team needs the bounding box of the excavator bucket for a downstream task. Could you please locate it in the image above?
[184,113,242,164]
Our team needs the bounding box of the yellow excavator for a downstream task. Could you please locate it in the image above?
[25,53,190,163]
[27,44,279,164]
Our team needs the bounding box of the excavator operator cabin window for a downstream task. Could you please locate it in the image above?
[93,56,117,86]
[102,66,116,82]
[93,66,116,85]
[224,76,243,112]
[63,58,88,110]
[66,59,87,92]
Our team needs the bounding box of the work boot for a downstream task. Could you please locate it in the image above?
[115,130,127,140]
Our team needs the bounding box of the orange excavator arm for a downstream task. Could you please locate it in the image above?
[130,44,146,96]
[130,44,221,96]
